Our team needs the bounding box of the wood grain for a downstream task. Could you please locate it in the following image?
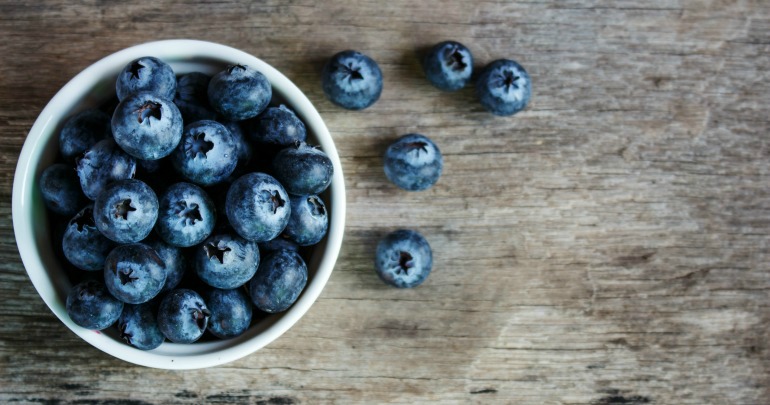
[1,0,769,404]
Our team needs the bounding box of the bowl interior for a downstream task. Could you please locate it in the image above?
[12,40,345,369]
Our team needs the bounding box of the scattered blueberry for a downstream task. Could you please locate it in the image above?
[194,232,259,289]
[58,109,111,163]
[225,172,291,242]
[170,120,238,186]
[375,229,432,288]
[476,58,531,116]
[249,249,308,313]
[204,288,253,339]
[66,280,123,330]
[157,289,210,344]
[62,205,114,271]
[156,182,216,247]
[321,50,383,110]
[208,64,272,121]
[249,105,307,148]
[423,40,473,91]
[271,142,333,196]
[39,163,87,217]
[174,72,217,124]
[111,91,184,160]
[282,195,328,246]
[76,138,137,200]
[93,179,159,244]
[104,243,167,304]
[117,303,165,350]
[116,56,177,101]
[384,133,443,191]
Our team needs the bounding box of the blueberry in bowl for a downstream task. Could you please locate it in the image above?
[12,40,345,369]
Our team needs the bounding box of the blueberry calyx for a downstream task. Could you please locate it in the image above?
[262,190,285,214]
[397,251,413,275]
[119,322,133,344]
[135,101,162,124]
[118,267,139,285]
[191,306,211,330]
[204,242,231,264]
[185,132,214,159]
[308,196,325,216]
[114,199,136,220]
[128,61,144,80]
[72,207,96,232]
[226,64,247,74]
[405,141,429,155]
[175,201,202,226]
[344,63,364,81]
[447,47,468,71]
[496,70,520,90]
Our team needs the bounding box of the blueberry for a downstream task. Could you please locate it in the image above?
[476,59,531,116]
[258,237,300,256]
[174,72,217,124]
[170,120,238,186]
[249,105,307,148]
[58,109,111,163]
[116,56,176,101]
[111,91,184,160]
[321,50,383,110]
[384,133,443,191]
[375,229,432,288]
[39,163,87,217]
[144,236,187,293]
[249,249,308,313]
[117,303,165,350]
[156,182,216,247]
[423,41,473,91]
[194,232,259,289]
[93,179,158,244]
[104,243,167,304]
[62,205,115,271]
[225,172,291,242]
[271,142,333,195]
[208,64,272,121]
[157,289,210,344]
[66,280,123,330]
[204,288,253,339]
[76,138,137,200]
[221,120,252,176]
[282,195,328,246]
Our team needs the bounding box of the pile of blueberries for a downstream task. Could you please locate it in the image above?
[41,56,334,348]
[320,41,530,289]
[40,40,530,350]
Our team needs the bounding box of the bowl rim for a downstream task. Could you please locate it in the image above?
[11,39,346,369]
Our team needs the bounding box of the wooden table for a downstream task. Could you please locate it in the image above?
[1,1,769,404]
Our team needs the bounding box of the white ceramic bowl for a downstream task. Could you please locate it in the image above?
[12,39,345,369]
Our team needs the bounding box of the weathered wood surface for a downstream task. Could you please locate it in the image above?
[1,1,769,404]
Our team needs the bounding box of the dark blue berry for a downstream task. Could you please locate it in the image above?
[321,50,382,110]
[384,133,443,191]
[249,249,308,313]
[225,172,291,242]
[58,109,111,163]
[104,243,167,304]
[249,105,307,148]
[156,182,216,247]
[62,205,114,271]
[194,232,259,289]
[375,229,432,288]
[116,56,177,101]
[204,288,253,339]
[117,303,165,350]
[144,236,187,293]
[271,142,333,195]
[39,163,87,217]
[282,195,328,246]
[174,72,217,124]
[476,59,531,116]
[76,138,136,200]
[170,120,238,186]
[157,289,210,344]
[111,91,184,160]
[93,179,158,244]
[208,64,272,121]
[423,41,473,91]
[66,280,123,330]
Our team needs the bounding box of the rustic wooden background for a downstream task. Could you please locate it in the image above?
[1,1,769,404]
